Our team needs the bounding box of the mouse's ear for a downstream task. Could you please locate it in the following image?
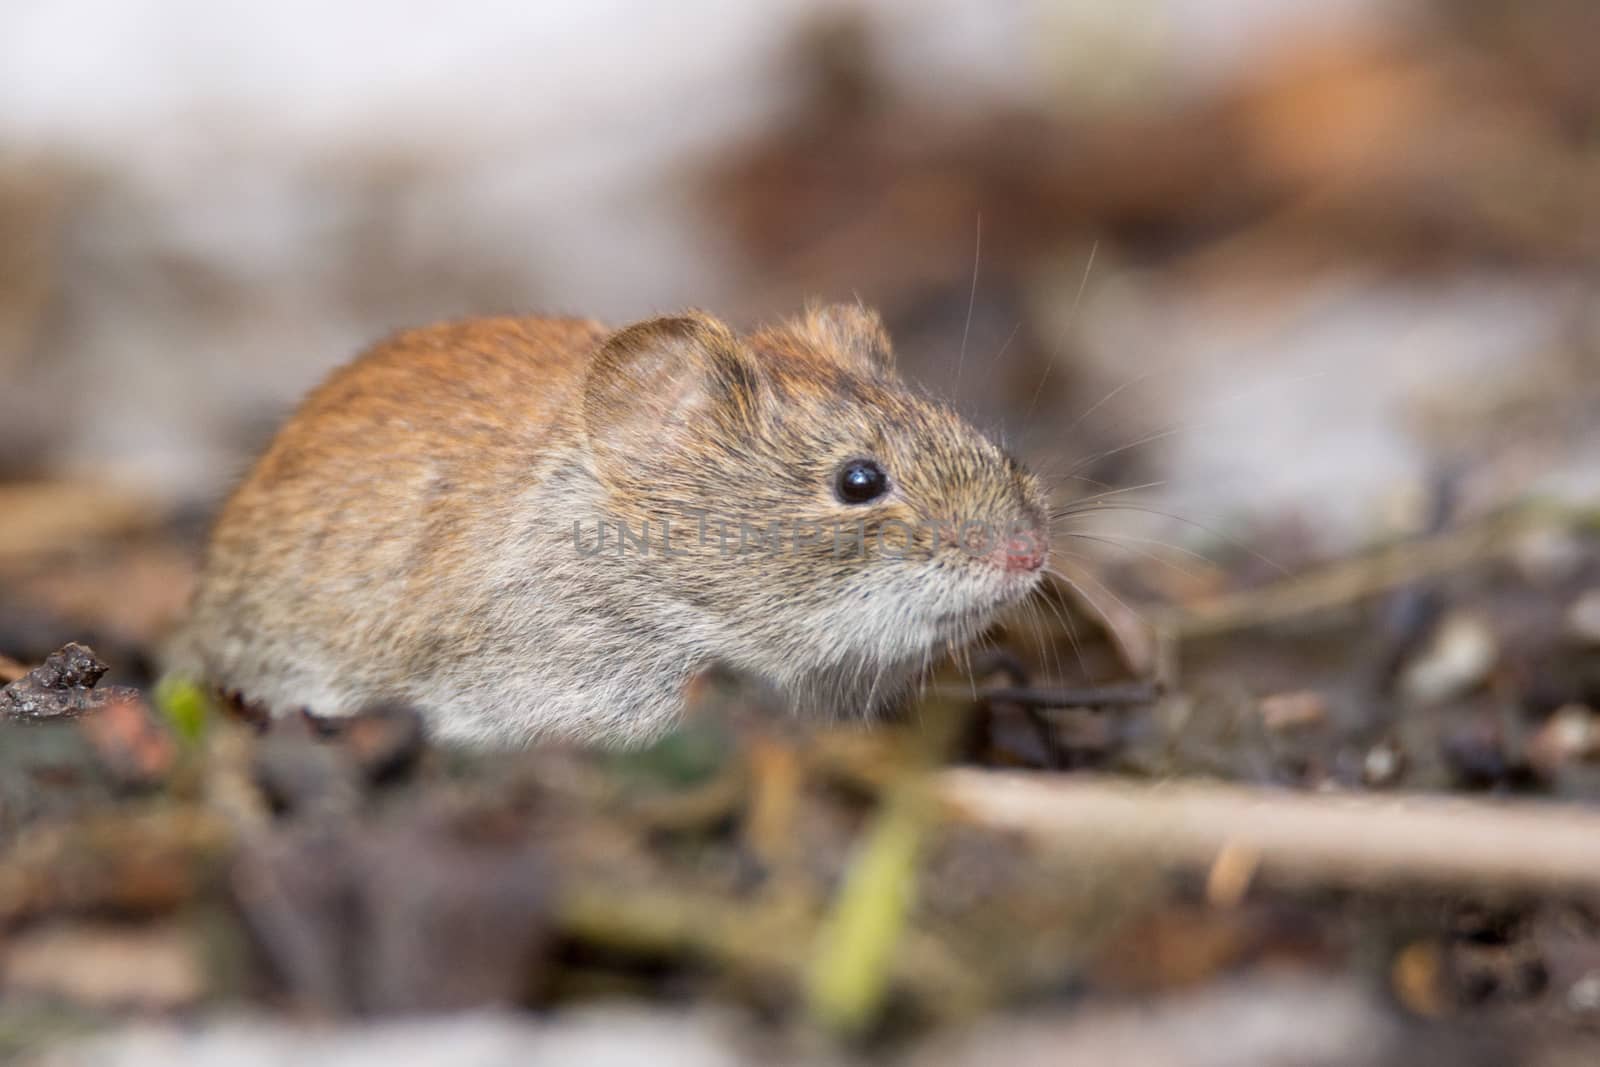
[793,303,895,376]
[581,313,764,481]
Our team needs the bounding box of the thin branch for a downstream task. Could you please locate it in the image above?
[940,769,1600,895]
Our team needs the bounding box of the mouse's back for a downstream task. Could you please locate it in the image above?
[172,315,608,719]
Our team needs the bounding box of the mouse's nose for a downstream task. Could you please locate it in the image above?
[979,512,1046,575]
[999,524,1047,574]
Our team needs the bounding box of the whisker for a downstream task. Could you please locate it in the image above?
[1058,368,1336,488]
[955,213,982,400]
[1048,480,1168,517]
[1062,424,1185,481]
[991,320,1022,367]
[1056,529,1217,566]
[1061,367,1154,442]
[1032,467,1125,499]
[1056,503,1289,576]
[1047,563,1148,642]
[1023,239,1099,425]
[1016,598,1058,690]
[1031,584,1091,681]
[1056,530,1206,579]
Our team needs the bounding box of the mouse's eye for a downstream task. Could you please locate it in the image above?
[835,458,890,505]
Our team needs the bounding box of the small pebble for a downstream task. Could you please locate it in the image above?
[1526,704,1599,777]
[1568,972,1600,1013]
[1510,525,1585,586]
[1362,742,1404,787]
[1567,589,1600,646]
[1391,941,1448,1018]
[1258,690,1328,732]
[1400,613,1497,706]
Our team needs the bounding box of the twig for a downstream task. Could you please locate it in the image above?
[1171,508,1539,639]
[978,682,1159,709]
[939,769,1600,895]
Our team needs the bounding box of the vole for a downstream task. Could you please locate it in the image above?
[171,304,1049,746]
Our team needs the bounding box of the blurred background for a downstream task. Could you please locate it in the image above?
[2,0,1598,663]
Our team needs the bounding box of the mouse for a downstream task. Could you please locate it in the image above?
[168,304,1049,746]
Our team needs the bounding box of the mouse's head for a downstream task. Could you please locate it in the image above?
[579,304,1048,698]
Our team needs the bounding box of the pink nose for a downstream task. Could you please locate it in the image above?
[998,528,1047,574]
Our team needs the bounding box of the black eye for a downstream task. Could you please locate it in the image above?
[835,459,890,504]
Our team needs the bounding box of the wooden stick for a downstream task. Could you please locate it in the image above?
[1172,509,1531,639]
[939,769,1600,895]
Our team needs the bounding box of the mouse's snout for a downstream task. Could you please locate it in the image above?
[998,521,1048,574]
[985,506,1048,576]
[937,511,1048,576]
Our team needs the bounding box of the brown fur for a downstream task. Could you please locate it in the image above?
[170,305,1047,745]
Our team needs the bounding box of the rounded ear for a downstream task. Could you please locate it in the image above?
[793,302,895,376]
[581,313,764,483]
